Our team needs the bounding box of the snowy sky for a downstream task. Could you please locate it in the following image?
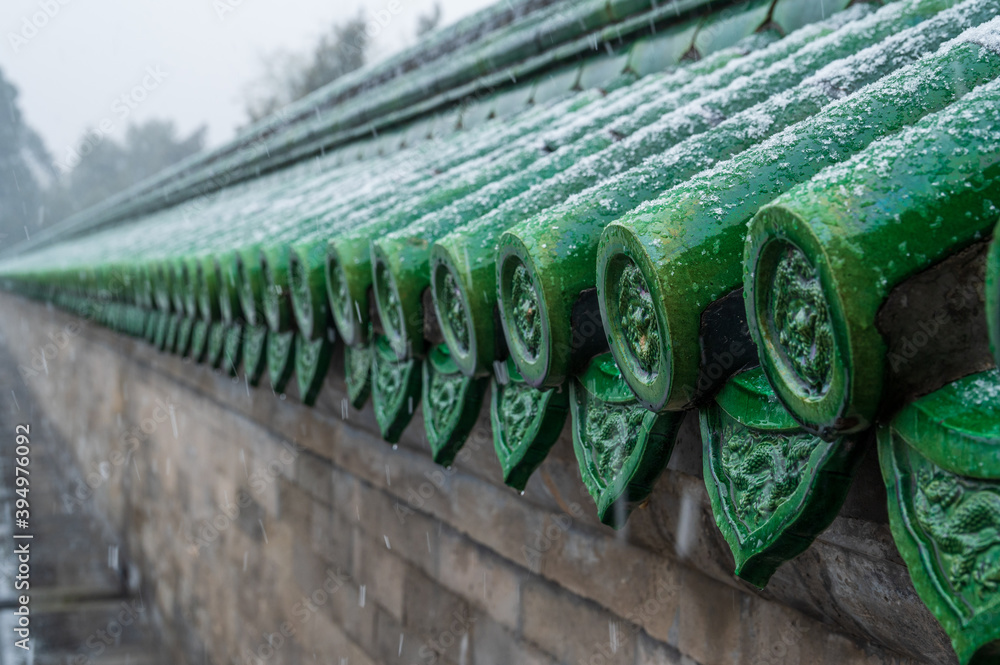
[0,0,497,166]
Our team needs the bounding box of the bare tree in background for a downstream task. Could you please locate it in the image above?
[417,3,442,36]
[2,65,212,233]
[242,12,370,124]
[0,67,56,245]
[46,119,206,222]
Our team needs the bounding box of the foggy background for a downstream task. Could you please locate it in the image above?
[0,0,495,243]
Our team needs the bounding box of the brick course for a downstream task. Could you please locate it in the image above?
[0,293,953,665]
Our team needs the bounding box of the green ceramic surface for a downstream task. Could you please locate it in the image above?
[513,0,967,390]
[207,322,227,369]
[372,335,422,443]
[490,358,569,491]
[295,331,334,406]
[600,21,1000,413]
[746,58,1000,434]
[190,319,209,364]
[378,4,793,363]
[223,325,243,377]
[267,329,297,394]
[345,339,374,409]
[703,368,865,587]
[570,353,683,528]
[175,316,194,357]
[422,344,489,467]
[880,373,1000,665]
[289,238,332,340]
[154,312,170,351]
[243,324,269,387]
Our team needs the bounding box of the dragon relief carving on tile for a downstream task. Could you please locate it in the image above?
[719,424,818,534]
[374,352,404,408]
[770,244,835,397]
[426,366,465,433]
[297,337,320,369]
[913,465,1000,600]
[346,344,372,400]
[615,259,661,381]
[496,381,541,454]
[579,399,647,486]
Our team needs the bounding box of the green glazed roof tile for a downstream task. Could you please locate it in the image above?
[879,371,1000,664]
[704,367,867,587]
[891,370,1000,479]
[625,18,702,76]
[570,353,684,528]
[692,0,775,54]
[576,50,632,91]
[422,344,490,467]
[19,0,742,249]
[772,0,853,34]
[6,6,1000,660]
[491,358,569,491]
[599,5,1000,415]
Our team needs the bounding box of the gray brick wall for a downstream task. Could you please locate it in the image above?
[0,293,956,665]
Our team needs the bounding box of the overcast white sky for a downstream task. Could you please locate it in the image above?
[1,0,496,166]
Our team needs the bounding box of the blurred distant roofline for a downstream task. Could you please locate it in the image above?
[12,0,739,256]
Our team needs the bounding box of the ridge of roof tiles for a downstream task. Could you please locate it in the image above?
[3,2,999,662]
[13,0,776,256]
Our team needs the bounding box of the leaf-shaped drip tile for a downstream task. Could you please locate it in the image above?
[190,319,209,363]
[879,369,1000,665]
[119,306,139,336]
[571,353,683,529]
[154,312,170,351]
[295,330,334,406]
[702,367,865,588]
[164,314,181,354]
[423,344,488,467]
[490,358,568,491]
[345,340,373,410]
[223,324,243,377]
[138,309,152,337]
[120,306,131,331]
[175,316,194,357]
[267,329,297,394]
[372,335,421,443]
[129,306,145,337]
[144,310,161,343]
[206,322,226,369]
[243,324,269,387]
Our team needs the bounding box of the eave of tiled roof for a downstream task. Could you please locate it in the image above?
[3,1,1000,662]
